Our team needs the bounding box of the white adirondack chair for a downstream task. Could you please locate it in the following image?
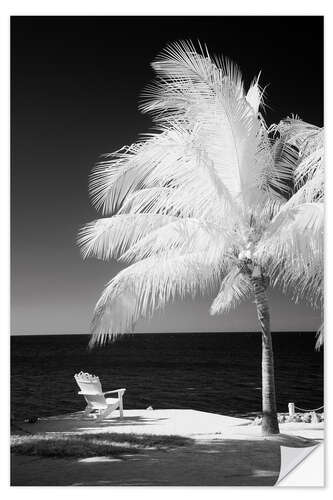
[74,372,125,421]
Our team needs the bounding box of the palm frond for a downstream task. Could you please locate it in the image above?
[210,267,252,315]
[142,40,244,116]
[90,121,246,220]
[259,203,324,244]
[89,143,144,215]
[315,323,324,350]
[90,251,227,346]
[246,74,265,115]
[294,129,324,201]
[140,41,271,206]
[78,213,177,260]
[255,203,324,307]
[271,117,321,150]
[269,133,299,198]
[269,118,324,201]
[119,217,239,263]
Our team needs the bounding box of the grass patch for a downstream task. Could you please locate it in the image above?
[11,432,193,458]
[100,433,193,448]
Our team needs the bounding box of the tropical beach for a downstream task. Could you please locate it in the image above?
[11,332,324,485]
[12,408,324,486]
[11,332,324,420]
[11,16,324,487]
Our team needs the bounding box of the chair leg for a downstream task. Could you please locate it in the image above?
[83,405,93,417]
[97,406,115,422]
[119,396,124,419]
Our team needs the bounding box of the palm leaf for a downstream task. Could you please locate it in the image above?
[90,251,227,346]
[210,267,252,315]
[120,217,238,263]
[78,213,177,261]
[315,323,324,350]
[255,203,324,307]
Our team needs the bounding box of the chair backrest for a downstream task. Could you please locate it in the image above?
[74,371,103,395]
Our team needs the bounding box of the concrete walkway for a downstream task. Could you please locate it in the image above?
[20,409,252,439]
[19,409,324,442]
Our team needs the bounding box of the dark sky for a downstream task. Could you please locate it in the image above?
[11,16,323,335]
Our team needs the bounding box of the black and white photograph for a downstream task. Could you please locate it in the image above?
[10,14,324,487]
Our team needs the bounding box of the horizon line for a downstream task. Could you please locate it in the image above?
[10,330,318,337]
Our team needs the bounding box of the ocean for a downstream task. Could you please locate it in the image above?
[11,332,323,422]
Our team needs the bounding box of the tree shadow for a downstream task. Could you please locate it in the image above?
[10,437,280,486]
[20,411,169,434]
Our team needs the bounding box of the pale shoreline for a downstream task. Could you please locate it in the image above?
[11,409,324,486]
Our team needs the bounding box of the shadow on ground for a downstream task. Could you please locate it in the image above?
[11,437,315,486]
[12,411,321,486]
[18,412,169,434]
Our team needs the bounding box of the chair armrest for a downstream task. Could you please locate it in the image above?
[78,391,98,395]
[103,388,126,396]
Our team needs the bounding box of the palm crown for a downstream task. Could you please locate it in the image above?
[79,41,323,347]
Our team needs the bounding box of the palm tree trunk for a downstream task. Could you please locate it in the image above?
[252,276,280,435]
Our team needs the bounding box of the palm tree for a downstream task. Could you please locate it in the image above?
[79,41,324,436]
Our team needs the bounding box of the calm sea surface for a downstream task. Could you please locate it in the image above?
[11,332,323,421]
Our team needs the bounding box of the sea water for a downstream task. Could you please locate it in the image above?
[11,332,323,421]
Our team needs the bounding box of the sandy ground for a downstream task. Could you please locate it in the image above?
[11,409,324,486]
